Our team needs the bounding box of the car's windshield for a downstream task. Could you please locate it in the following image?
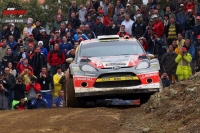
[80,41,145,57]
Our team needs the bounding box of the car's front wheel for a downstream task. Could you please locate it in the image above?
[65,69,82,107]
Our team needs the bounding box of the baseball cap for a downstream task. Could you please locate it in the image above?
[10,23,15,26]
[136,14,142,18]
[182,47,187,51]
[36,19,41,22]
[150,6,154,9]
[117,13,121,16]
[40,28,45,32]
[126,4,130,6]
[28,43,34,47]
[38,41,43,45]
[188,9,192,12]
[99,10,104,13]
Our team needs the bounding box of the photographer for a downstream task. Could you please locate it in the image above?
[37,66,52,92]
[13,38,25,55]
[175,47,192,81]
[26,76,41,108]
[161,72,171,88]
[20,68,36,85]
[30,93,49,109]
[117,25,130,37]
[12,77,26,109]
[0,80,9,110]
[147,32,165,61]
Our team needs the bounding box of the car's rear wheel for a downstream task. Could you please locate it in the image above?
[65,69,82,107]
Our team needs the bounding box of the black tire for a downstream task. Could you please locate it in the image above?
[140,93,151,104]
[65,69,81,107]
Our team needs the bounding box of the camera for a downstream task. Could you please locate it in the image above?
[31,81,35,84]
[20,40,23,43]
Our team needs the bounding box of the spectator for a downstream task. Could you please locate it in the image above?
[128,0,139,15]
[117,25,130,37]
[161,72,171,88]
[83,24,96,39]
[2,48,17,69]
[26,76,41,108]
[8,62,17,77]
[148,6,155,21]
[16,57,33,74]
[165,17,181,46]
[12,77,26,109]
[47,43,65,76]
[102,0,114,18]
[25,34,38,48]
[38,41,48,57]
[94,17,106,37]
[37,66,52,92]
[20,68,36,85]
[4,67,16,110]
[79,3,87,23]
[84,14,95,31]
[51,15,64,32]
[66,49,76,68]
[16,46,29,62]
[195,35,200,49]
[176,4,187,32]
[156,3,164,18]
[161,45,178,81]
[175,47,192,81]
[105,17,119,35]
[32,20,43,42]
[138,37,148,51]
[165,6,176,19]
[6,35,17,54]
[184,9,195,43]
[53,66,63,98]
[175,33,185,54]
[90,8,98,21]
[92,0,100,12]
[184,0,194,14]
[14,98,28,110]
[68,1,79,20]
[14,38,25,55]
[85,0,93,12]
[0,39,9,68]
[49,30,62,48]
[172,39,178,51]
[60,36,73,55]
[75,31,88,43]
[125,4,134,21]
[59,22,68,38]
[119,8,126,20]
[30,93,49,109]
[114,0,124,20]
[31,46,47,76]
[5,23,20,42]
[23,21,34,37]
[121,13,134,37]
[39,29,51,52]
[53,90,65,108]
[195,47,200,72]
[68,12,81,29]
[66,31,75,46]
[54,8,66,21]
[27,43,35,59]
[114,13,123,27]
[0,80,9,110]
[184,38,196,74]
[0,25,8,40]
[192,16,200,44]
[152,14,164,38]
[132,14,146,39]
[98,10,110,26]
[66,22,77,39]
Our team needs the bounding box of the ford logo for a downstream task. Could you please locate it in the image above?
[112,66,121,70]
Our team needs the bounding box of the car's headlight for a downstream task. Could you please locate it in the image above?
[150,62,160,70]
[136,61,149,69]
[81,65,97,72]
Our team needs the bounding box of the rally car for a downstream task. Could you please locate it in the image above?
[65,35,162,107]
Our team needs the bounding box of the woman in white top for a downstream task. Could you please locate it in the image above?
[8,62,17,77]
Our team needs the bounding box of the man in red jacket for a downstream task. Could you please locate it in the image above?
[47,43,65,76]
[152,14,164,38]
[16,57,33,74]
[98,10,110,26]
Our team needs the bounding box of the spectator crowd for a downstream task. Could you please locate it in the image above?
[0,0,199,110]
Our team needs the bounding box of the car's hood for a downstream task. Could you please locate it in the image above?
[82,55,142,69]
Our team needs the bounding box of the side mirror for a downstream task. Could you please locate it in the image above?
[66,58,73,63]
[148,54,155,59]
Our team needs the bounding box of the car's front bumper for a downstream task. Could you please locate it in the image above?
[75,83,160,97]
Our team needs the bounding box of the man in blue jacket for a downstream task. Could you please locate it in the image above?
[53,90,65,108]
[184,38,196,74]
[31,93,49,109]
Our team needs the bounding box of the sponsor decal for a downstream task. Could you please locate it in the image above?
[96,76,139,82]
[1,2,27,23]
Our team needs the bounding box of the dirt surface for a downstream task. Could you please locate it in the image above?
[1,74,200,133]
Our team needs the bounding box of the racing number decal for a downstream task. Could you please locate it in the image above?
[89,58,104,68]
